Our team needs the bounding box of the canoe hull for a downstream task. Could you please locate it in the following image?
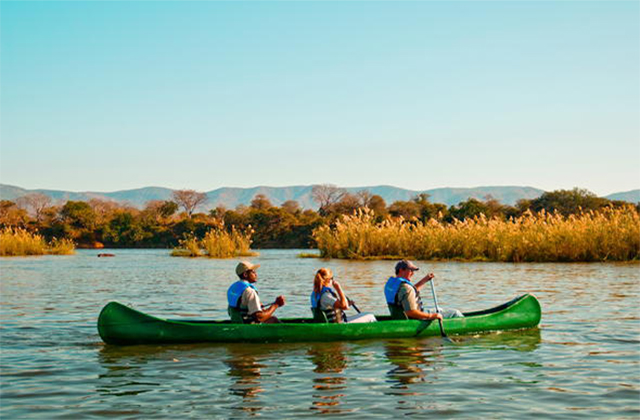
[98,294,541,345]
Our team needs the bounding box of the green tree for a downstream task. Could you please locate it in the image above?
[58,201,97,244]
[250,194,273,210]
[159,201,178,218]
[104,212,145,246]
[367,194,388,218]
[388,200,421,220]
[247,207,296,247]
[281,200,301,215]
[448,198,491,221]
[172,214,216,243]
[60,201,96,230]
[223,209,250,231]
[0,200,28,227]
[209,206,228,225]
[330,193,362,216]
[412,194,448,221]
[521,188,610,216]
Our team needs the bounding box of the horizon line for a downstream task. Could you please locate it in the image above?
[1,182,638,197]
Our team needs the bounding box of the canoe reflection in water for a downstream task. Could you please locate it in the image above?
[307,342,351,414]
[94,328,542,417]
[224,346,267,413]
[97,345,162,398]
[385,339,442,390]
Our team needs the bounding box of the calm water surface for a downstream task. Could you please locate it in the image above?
[1,249,638,418]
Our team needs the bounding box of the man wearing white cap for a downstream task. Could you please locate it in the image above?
[227,261,285,324]
[384,259,463,320]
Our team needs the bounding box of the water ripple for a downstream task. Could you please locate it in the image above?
[1,250,638,418]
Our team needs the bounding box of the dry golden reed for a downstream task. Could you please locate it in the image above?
[171,226,256,258]
[313,206,640,262]
[0,227,75,256]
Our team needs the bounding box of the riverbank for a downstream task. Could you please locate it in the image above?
[3,206,638,262]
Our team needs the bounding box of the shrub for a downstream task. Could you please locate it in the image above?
[0,227,75,256]
[171,226,256,258]
[313,206,640,262]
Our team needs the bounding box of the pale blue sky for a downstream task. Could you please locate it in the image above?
[1,1,638,196]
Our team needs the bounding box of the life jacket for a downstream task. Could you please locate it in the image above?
[310,286,346,323]
[384,276,423,312]
[227,280,258,323]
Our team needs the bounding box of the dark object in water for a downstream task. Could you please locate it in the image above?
[97,253,115,257]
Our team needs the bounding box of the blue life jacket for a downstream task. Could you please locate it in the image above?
[384,276,423,311]
[310,286,335,308]
[310,286,345,323]
[227,280,256,309]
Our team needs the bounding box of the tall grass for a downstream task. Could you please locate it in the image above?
[313,206,640,262]
[171,226,257,258]
[0,227,75,256]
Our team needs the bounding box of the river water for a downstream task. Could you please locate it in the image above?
[1,249,638,419]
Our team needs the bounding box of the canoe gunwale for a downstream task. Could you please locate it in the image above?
[102,294,531,327]
[462,294,527,317]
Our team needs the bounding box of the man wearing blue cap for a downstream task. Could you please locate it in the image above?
[384,260,463,320]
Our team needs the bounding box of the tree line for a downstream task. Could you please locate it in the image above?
[0,186,635,249]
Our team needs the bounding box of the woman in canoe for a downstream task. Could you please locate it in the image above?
[311,268,376,323]
[311,268,349,323]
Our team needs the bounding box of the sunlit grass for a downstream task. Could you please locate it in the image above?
[0,227,75,256]
[171,226,257,258]
[313,206,640,262]
[298,252,322,258]
[171,237,202,257]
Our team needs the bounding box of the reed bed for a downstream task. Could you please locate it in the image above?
[313,206,640,262]
[0,227,75,256]
[171,226,257,258]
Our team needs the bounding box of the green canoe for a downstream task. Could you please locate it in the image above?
[97,294,541,345]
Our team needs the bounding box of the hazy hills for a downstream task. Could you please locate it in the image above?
[603,190,640,203]
[1,184,638,210]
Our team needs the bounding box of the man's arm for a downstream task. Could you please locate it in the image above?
[253,295,286,323]
[414,273,435,291]
[254,302,279,323]
[405,309,443,321]
[399,284,442,321]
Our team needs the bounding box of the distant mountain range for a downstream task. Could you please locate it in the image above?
[1,184,638,210]
[603,189,640,203]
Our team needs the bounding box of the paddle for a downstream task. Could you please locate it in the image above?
[347,297,361,314]
[429,279,452,342]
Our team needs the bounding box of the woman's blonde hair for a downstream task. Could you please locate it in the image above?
[313,268,333,294]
